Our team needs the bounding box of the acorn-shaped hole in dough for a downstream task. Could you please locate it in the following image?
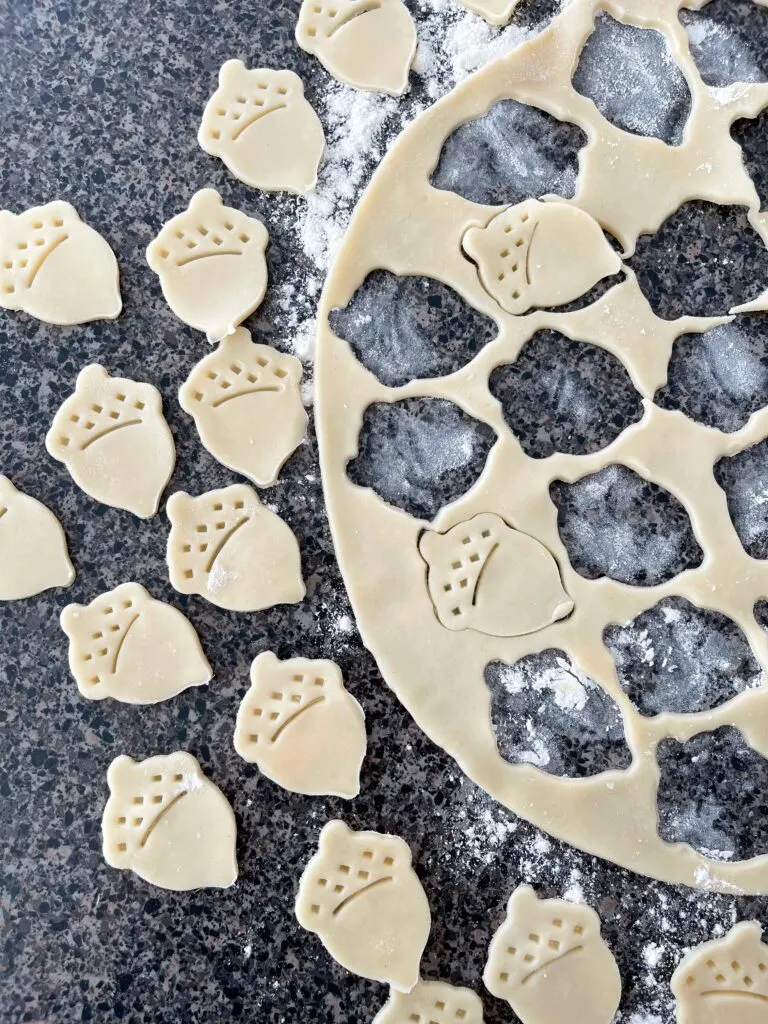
[0,475,74,600]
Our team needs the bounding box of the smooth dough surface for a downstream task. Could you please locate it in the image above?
[373,980,485,1024]
[0,475,74,600]
[451,0,520,25]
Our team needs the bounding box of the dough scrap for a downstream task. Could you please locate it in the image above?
[102,751,237,891]
[178,327,307,487]
[373,979,485,1024]
[484,886,621,1024]
[295,819,431,992]
[0,200,121,325]
[671,921,768,1024]
[295,0,417,97]
[234,651,366,797]
[166,482,305,612]
[199,61,325,195]
[0,476,74,600]
[451,0,519,25]
[45,364,175,519]
[61,582,211,704]
[146,188,268,342]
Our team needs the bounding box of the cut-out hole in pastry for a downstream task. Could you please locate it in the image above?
[551,465,703,586]
[295,0,416,97]
[0,475,74,601]
[430,98,587,208]
[373,980,485,1024]
[234,652,366,798]
[295,820,430,992]
[347,398,496,521]
[681,1,768,88]
[199,62,325,195]
[178,327,307,487]
[462,200,622,316]
[485,651,631,779]
[146,188,268,342]
[604,596,763,717]
[102,752,237,891]
[419,513,573,637]
[61,582,211,705]
[657,726,768,862]
[45,364,175,519]
[166,483,305,612]
[572,11,692,146]
[484,885,622,1024]
[490,330,643,459]
[715,438,768,560]
[733,109,768,214]
[0,200,121,325]
[329,270,498,387]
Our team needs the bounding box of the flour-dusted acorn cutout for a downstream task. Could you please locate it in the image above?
[295,0,417,97]
[462,200,622,316]
[484,886,622,1024]
[672,921,768,1024]
[166,483,305,612]
[451,0,519,25]
[418,513,573,637]
[296,820,431,991]
[234,652,366,798]
[178,328,307,488]
[146,189,268,342]
[102,751,237,891]
[45,365,175,518]
[61,582,211,705]
[199,61,325,195]
[0,200,121,325]
[0,476,74,601]
[373,979,485,1024]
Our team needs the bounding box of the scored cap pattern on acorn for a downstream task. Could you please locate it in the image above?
[672,921,768,1019]
[373,979,485,1024]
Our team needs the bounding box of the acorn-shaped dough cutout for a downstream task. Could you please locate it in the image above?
[146,189,268,342]
[199,62,325,195]
[0,201,121,325]
[418,513,573,637]
[671,921,768,1024]
[452,0,519,25]
[166,483,305,613]
[61,582,211,705]
[484,886,622,1024]
[374,980,485,1024]
[295,0,417,97]
[234,652,366,798]
[179,328,307,488]
[45,365,175,519]
[0,476,74,601]
[102,751,238,891]
[295,820,431,992]
[462,200,622,316]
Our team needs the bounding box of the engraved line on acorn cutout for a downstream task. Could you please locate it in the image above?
[331,874,393,916]
[24,231,69,288]
[325,2,382,38]
[204,516,249,573]
[109,613,140,674]
[230,103,288,142]
[79,418,142,451]
[521,943,583,985]
[270,694,327,742]
[138,790,188,848]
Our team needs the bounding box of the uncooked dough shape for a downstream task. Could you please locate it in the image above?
[178,327,307,487]
[373,980,485,1024]
[102,751,237,891]
[234,652,366,797]
[61,582,211,704]
[462,200,622,316]
[295,0,417,97]
[0,200,121,325]
[484,886,622,1024]
[452,0,520,26]
[671,921,768,1024]
[199,61,325,195]
[166,482,305,612]
[295,819,431,992]
[0,476,74,600]
[419,513,573,636]
[146,188,268,341]
[45,364,175,519]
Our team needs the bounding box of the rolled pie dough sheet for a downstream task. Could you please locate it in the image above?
[451,0,520,25]
[373,980,485,1024]
[0,475,74,600]
[314,0,768,892]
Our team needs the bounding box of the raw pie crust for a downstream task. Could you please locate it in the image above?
[0,476,74,600]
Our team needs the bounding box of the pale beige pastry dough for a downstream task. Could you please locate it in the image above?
[0,200,121,325]
[0,476,74,600]
[146,188,268,341]
[45,364,175,519]
[295,820,431,992]
[199,61,325,195]
[295,0,417,97]
[166,483,305,612]
[102,751,237,891]
[451,0,520,25]
[61,582,211,704]
[484,886,621,1024]
[234,652,366,797]
[373,980,485,1024]
[178,327,307,487]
